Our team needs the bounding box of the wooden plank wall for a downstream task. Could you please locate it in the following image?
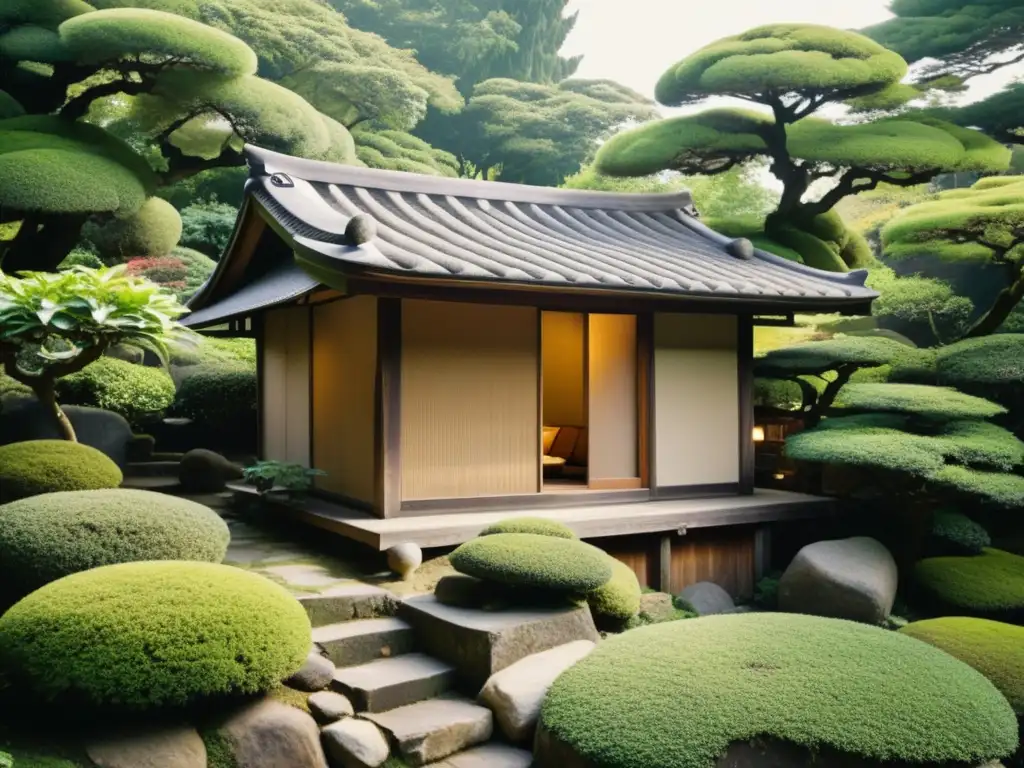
[590,526,756,599]
[261,305,310,465]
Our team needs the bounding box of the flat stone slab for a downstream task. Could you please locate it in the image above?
[362,695,492,767]
[430,744,534,768]
[312,617,414,668]
[262,564,344,589]
[299,584,399,626]
[331,653,455,713]
[400,595,599,688]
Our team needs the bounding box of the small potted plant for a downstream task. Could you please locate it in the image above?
[242,460,326,497]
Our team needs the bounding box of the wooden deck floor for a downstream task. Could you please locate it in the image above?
[279,488,837,551]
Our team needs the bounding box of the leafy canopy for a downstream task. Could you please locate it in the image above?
[836,382,1007,421]
[354,129,460,177]
[756,336,910,377]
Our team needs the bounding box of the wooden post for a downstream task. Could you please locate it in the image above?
[659,534,672,594]
[754,524,772,581]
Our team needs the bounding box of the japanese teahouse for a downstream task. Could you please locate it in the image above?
[185,145,877,595]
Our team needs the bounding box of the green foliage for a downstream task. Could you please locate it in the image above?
[655,24,907,107]
[837,382,1006,421]
[0,561,310,710]
[540,613,1018,768]
[0,0,94,29]
[587,557,642,622]
[55,356,175,421]
[58,249,103,270]
[83,197,183,263]
[354,129,459,177]
[242,460,324,493]
[170,335,254,367]
[178,199,237,258]
[0,488,229,603]
[928,465,1024,508]
[786,421,945,475]
[59,7,258,75]
[0,91,25,119]
[930,509,992,555]
[0,440,122,503]
[124,248,215,302]
[201,731,237,768]
[915,548,1024,616]
[867,265,973,339]
[900,617,1024,714]
[450,533,613,593]
[756,336,908,376]
[0,26,73,64]
[939,82,1024,145]
[171,366,255,432]
[479,517,576,539]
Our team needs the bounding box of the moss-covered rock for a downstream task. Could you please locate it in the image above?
[0,440,122,503]
[479,517,577,539]
[0,489,229,603]
[0,561,310,710]
[450,534,612,594]
[915,548,1024,619]
[928,509,991,556]
[587,557,642,623]
[538,613,1018,768]
[900,617,1024,714]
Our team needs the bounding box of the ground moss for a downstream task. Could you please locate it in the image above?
[0,440,122,503]
[540,613,1017,768]
[479,517,577,539]
[915,548,1024,617]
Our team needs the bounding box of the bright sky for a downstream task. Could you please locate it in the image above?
[562,0,1020,108]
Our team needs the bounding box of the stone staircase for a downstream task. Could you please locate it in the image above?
[299,584,534,767]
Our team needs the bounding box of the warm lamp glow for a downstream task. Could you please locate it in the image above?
[752,426,765,442]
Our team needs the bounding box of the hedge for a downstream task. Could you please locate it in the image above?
[450,533,612,593]
[539,613,1018,768]
[479,517,577,539]
[836,382,1006,421]
[83,196,182,263]
[0,440,122,503]
[900,617,1024,714]
[171,366,255,426]
[56,356,175,422]
[0,489,229,603]
[588,557,642,622]
[915,548,1024,617]
[0,561,311,710]
[929,509,991,556]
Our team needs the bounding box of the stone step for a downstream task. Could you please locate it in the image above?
[312,617,414,668]
[426,744,534,768]
[124,460,180,477]
[299,583,399,627]
[331,653,455,714]
[362,695,492,767]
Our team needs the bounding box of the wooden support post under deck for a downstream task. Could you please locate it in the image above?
[753,524,772,581]
[659,533,672,593]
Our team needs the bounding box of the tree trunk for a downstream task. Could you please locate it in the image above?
[31,378,77,442]
[1,214,87,273]
[804,365,854,428]
[962,274,1024,338]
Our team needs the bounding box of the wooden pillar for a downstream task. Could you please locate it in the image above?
[659,534,672,593]
[754,524,772,581]
[374,298,402,518]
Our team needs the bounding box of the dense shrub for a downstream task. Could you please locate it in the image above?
[539,613,1018,768]
[479,517,577,539]
[124,247,215,302]
[588,557,642,623]
[900,617,1024,714]
[56,356,175,423]
[915,548,1024,618]
[170,336,255,369]
[0,562,311,710]
[0,441,122,503]
[450,533,612,593]
[171,366,256,449]
[929,509,991,556]
[178,199,238,258]
[0,489,229,603]
[83,197,183,263]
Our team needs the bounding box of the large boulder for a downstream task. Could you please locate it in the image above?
[86,724,206,768]
[217,699,328,768]
[677,581,735,617]
[778,537,897,625]
[479,640,595,743]
[0,396,133,465]
[179,448,243,493]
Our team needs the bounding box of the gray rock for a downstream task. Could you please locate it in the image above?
[387,543,423,579]
[432,744,534,768]
[677,581,735,616]
[400,594,600,689]
[0,397,133,466]
[308,690,355,725]
[178,448,243,493]
[320,718,389,768]
[86,724,205,768]
[217,699,328,768]
[286,651,336,692]
[778,536,898,625]
[478,640,595,743]
[362,695,492,766]
[637,592,675,622]
[299,584,399,626]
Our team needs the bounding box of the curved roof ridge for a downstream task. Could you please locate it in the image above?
[244,145,696,212]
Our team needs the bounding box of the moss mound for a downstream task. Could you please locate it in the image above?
[0,440,122,503]
[479,517,577,539]
[0,561,310,710]
[915,548,1024,618]
[450,533,612,593]
[900,617,1024,714]
[588,557,642,622]
[540,613,1017,768]
[929,509,991,556]
[0,489,229,602]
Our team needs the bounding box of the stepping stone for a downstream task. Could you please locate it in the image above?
[400,594,599,688]
[262,564,342,589]
[362,695,492,767]
[331,653,455,713]
[313,617,414,668]
[299,584,399,627]
[429,744,534,768]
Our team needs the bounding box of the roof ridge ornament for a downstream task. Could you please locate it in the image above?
[344,213,377,245]
[725,238,754,260]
